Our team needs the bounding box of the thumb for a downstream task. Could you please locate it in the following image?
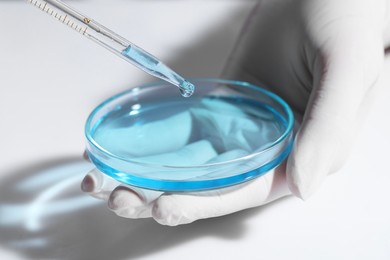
[287,19,385,199]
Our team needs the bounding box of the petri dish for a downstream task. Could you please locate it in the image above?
[85,78,294,191]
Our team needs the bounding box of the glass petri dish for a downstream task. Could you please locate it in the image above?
[85,78,294,191]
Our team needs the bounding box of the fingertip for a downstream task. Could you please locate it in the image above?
[286,177,314,200]
[108,186,144,211]
[286,153,327,200]
[81,174,94,192]
[82,169,103,193]
[152,196,174,225]
[108,186,154,219]
[81,168,104,193]
[152,196,192,226]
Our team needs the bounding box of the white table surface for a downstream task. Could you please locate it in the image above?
[1,1,389,259]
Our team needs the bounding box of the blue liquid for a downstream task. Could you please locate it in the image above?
[122,45,195,97]
[92,96,287,166]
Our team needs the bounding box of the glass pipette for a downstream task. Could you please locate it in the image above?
[27,0,195,97]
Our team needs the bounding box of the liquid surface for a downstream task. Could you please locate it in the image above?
[92,96,287,167]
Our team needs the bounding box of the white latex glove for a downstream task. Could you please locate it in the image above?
[82,0,390,226]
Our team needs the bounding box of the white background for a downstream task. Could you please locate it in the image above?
[0,1,389,259]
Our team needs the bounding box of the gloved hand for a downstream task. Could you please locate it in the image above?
[82,0,390,226]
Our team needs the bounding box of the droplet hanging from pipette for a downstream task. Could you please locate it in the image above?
[179,80,195,98]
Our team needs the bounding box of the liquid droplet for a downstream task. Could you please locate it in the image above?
[179,81,195,98]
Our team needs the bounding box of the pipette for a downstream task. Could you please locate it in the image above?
[27,0,195,97]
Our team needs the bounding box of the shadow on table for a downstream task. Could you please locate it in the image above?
[0,158,291,260]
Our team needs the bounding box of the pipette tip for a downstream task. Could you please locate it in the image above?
[179,80,195,98]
